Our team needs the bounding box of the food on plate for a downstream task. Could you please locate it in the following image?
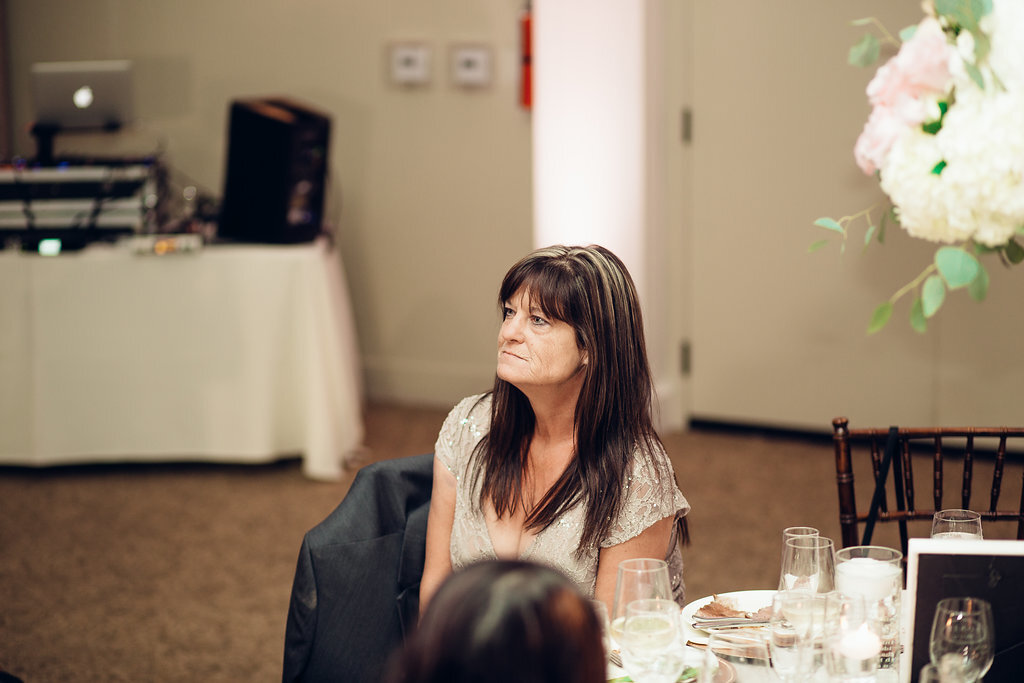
[694,594,772,621]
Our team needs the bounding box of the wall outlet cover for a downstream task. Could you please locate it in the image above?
[451,44,492,88]
[390,43,431,86]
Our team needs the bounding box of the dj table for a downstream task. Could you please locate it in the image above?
[0,237,364,480]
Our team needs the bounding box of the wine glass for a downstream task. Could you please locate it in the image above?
[931,509,984,540]
[783,526,819,542]
[618,598,686,683]
[929,597,995,683]
[919,662,967,682]
[780,535,836,594]
[768,590,818,682]
[610,558,672,650]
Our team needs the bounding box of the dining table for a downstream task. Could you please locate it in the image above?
[606,587,910,683]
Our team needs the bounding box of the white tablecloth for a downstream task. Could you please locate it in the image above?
[0,237,363,480]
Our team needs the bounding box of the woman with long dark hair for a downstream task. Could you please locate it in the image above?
[420,245,689,612]
[387,560,605,683]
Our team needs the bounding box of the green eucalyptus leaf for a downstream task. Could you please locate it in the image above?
[851,17,876,26]
[808,240,829,254]
[1004,238,1024,264]
[968,262,989,302]
[878,210,888,244]
[910,298,927,334]
[868,302,893,334]
[931,160,947,175]
[922,275,946,318]
[965,62,985,89]
[974,0,994,20]
[864,224,877,247]
[936,0,980,31]
[973,31,991,64]
[849,34,880,67]
[899,25,918,41]
[935,247,980,289]
[813,217,845,234]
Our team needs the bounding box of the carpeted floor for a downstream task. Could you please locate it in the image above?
[1,404,1017,681]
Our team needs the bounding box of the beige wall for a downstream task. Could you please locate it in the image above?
[5,0,534,407]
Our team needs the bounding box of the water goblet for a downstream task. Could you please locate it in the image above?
[929,597,994,683]
[780,535,836,594]
[931,509,984,540]
[619,598,686,683]
[610,558,672,650]
[768,590,818,682]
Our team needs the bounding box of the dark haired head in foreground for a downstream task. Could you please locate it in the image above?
[386,560,605,683]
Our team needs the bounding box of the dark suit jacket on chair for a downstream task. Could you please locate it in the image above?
[283,453,434,682]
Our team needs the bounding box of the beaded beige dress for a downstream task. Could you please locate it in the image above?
[435,393,690,603]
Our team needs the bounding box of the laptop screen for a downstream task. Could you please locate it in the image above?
[30,60,134,130]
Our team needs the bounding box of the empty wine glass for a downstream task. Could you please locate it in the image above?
[783,526,819,542]
[768,591,818,682]
[929,597,994,683]
[931,510,984,540]
[780,535,836,594]
[619,598,686,683]
[778,528,819,589]
[610,559,672,650]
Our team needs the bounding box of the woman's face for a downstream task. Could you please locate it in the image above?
[496,288,587,393]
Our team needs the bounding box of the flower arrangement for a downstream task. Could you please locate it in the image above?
[813,0,1024,333]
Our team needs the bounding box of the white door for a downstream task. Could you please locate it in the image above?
[687,1,1023,431]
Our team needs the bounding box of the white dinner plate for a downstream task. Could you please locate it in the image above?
[680,589,776,646]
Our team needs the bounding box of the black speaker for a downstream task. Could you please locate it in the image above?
[218,97,331,243]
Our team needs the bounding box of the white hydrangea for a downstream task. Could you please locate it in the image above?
[879,1,1024,248]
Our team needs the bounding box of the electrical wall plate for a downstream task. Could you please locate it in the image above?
[389,42,431,86]
[450,44,492,88]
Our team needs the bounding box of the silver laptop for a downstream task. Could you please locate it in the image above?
[31,60,134,129]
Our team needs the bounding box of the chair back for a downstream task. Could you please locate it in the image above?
[283,453,433,682]
[832,417,1024,555]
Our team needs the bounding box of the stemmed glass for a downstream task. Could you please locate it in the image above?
[929,597,995,683]
[780,535,836,594]
[919,662,967,682]
[768,590,818,682]
[931,510,984,540]
[610,558,672,650]
[619,598,687,683]
[779,527,819,591]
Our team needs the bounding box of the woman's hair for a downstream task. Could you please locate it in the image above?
[386,560,605,683]
[474,244,661,554]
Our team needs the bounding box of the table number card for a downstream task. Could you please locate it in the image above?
[905,538,1024,683]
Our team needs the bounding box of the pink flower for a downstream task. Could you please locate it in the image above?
[894,18,952,93]
[855,18,953,175]
[854,106,908,175]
